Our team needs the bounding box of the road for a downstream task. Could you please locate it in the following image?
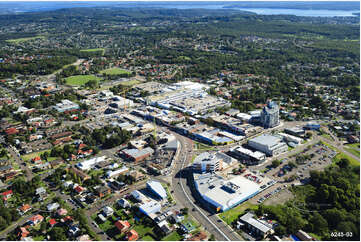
[170,133,242,241]
[0,214,34,239]
[7,146,33,181]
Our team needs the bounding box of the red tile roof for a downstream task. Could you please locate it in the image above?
[126,230,138,241]
[115,220,130,232]
[49,219,57,226]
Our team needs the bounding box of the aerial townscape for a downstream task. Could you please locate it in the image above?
[0,1,359,242]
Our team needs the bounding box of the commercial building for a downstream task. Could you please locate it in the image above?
[305,122,320,130]
[260,101,279,128]
[131,190,148,203]
[248,134,288,156]
[193,173,260,212]
[284,127,305,137]
[229,146,266,165]
[53,100,79,113]
[146,180,167,200]
[122,147,154,163]
[76,156,106,171]
[192,152,223,173]
[239,212,274,238]
[109,96,134,109]
[278,132,303,145]
[105,166,129,178]
[139,201,161,216]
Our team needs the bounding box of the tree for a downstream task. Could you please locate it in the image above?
[272,159,280,168]
[0,216,7,230]
[337,158,350,169]
[40,221,47,233]
[50,227,67,241]
[308,212,328,234]
[275,225,287,236]
[209,234,216,241]
[181,207,188,215]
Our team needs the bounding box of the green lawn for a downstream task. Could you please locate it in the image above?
[100,68,131,75]
[322,141,359,167]
[194,141,215,150]
[345,143,360,157]
[219,202,258,225]
[6,36,45,43]
[143,235,156,241]
[21,149,57,162]
[333,152,359,167]
[321,133,333,141]
[161,231,182,241]
[89,169,104,177]
[132,224,154,238]
[65,75,101,86]
[33,235,45,241]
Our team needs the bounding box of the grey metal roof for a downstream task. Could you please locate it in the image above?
[249,134,281,147]
[240,212,272,233]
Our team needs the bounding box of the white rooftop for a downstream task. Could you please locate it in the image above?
[249,134,282,147]
[195,174,260,210]
[147,180,167,199]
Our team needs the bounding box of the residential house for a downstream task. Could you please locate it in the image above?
[117,198,130,209]
[17,227,30,239]
[28,214,44,226]
[69,167,90,181]
[115,220,131,233]
[18,204,31,215]
[95,186,111,198]
[126,230,139,241]
[74,185,85,194]
[68,225,81,237]
[187,231,207,241]
[1,190,12,201]
[49,219,57,227]
[77,234,91,241]
[102,206,114,217]
[56,208,68,217]
[35,187,47,200]
[47,202,60,211]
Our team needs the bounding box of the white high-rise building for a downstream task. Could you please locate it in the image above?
[260,101,279,128]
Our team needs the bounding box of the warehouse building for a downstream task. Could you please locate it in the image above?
[193,173,260,212]
[146,180,167,200]
[122,147,154,163]
[53,100,79,113]
[76,156,106,171]
[248,134,288,156]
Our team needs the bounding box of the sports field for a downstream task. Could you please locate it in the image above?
[80,48,105,54]
[100,68,132,75]
[65,75,101,86]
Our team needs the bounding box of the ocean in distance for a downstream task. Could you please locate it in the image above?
[0,1,359,17]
